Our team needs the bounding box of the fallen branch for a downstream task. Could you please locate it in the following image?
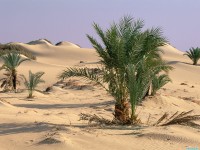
[154,110,200,128]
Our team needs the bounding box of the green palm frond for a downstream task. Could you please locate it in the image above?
[148,59,173,74]
[58,67,105,87]
[135,27,167,63]
[93,23,109,49]
[152,74,171,95]
[1,52,29,70]
[58,67,128,104]
[126,62,151,119]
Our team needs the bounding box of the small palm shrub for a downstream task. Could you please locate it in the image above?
[0,52,29,91]
[184,47,200,65]
[22,71,45,98]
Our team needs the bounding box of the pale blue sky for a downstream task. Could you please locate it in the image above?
[0,0,200,51]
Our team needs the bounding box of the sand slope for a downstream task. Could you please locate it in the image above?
[0,41,200,150]
[15,40,98,66]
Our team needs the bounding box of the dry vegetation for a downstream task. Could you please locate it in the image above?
[154,110,200,128]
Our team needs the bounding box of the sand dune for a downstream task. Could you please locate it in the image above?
[160,44,185,61]
[0,41,200,150]
[14,40,98,66]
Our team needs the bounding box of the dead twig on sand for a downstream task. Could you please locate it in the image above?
[153,113,168,126]
[146,114,151,125]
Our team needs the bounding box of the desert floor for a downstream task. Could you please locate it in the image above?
[0,40,200,150]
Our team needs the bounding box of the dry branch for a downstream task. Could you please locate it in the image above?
[154,110,200,128]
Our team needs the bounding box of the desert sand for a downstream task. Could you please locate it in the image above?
[0,40,200,150]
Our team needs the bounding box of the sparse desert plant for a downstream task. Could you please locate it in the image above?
[59,16,172,124]
[184,47,200,65]
[0,52,29,91]
[22,71,45,98]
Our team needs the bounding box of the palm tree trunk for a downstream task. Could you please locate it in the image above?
[12,70,17,91]
[193,60,197,65]
[114,101,130,124]
[148,82,152,96]
[28,92,32,98]
[144,82,152,97]
[28,88,33,98]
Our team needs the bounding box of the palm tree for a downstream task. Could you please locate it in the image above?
[184,47,200,65]
[0,52,29,91]
[22,71,45,98]
[59,16,171,124]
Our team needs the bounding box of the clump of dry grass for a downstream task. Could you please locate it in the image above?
[62,79,94,90]
[79,113,141,126]
[79,113,114,126]
[37,137,61,145]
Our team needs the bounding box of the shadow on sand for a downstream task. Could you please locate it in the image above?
[0,122,68,136]
[13,100,114,109]
[167,60,200,66]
